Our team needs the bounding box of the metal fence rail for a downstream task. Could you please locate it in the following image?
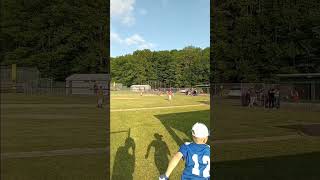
[212,82,320,102]
[111,87,210,96]
[1,80,319,105]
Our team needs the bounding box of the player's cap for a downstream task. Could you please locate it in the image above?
[192,122,209,138]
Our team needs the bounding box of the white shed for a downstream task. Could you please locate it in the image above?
[130,85,151,92]
[65,74,110,95]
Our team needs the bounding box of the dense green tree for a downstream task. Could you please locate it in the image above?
[2,0,319,84]
[111,47,210,87]
[1,0,109,81]
[212,0,320,83]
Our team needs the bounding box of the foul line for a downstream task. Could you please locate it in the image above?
[111,104,207,112]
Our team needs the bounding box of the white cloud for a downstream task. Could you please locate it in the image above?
[110,32,123,44]
[125,34,154,49]
[111,0,135,26]
[111,32,155,50]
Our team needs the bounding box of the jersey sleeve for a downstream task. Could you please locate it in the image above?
[178,143,188,159]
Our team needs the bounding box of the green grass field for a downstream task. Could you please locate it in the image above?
[110,92,210,180]
[1,92,210,180]
[1,94,108,180]
[213,98,320,180]
[1,92,320,180]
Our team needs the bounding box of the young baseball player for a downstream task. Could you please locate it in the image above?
[168,89,173,101]
[159,122,210,180]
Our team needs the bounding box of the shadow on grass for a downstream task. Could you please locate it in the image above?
[111,136,135,180]
[214,151,320,180]
[145,133,171,175]
[198,101,210,105]
[154,110,210,147]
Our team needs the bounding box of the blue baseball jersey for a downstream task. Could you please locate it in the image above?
[179,142,210,180]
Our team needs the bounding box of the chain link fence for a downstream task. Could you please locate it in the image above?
[2,80,110,96]
[212,82,320,101]
[212,82,320,111]
[111,85,210,97]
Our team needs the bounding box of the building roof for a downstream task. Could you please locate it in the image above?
[277,73,320,78]
[130,85,151,87]
[66,74,110,81]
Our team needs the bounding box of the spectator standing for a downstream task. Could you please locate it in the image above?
[268,88,275,108]
[275,88,280,109]
[292,88,299,103]
[249,88,257,108]
[267,89,271,108]
[264,88,268,107]
[245,89,250,106]
[258,88,264,107]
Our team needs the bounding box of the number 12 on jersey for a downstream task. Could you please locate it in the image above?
[191,154,210,178]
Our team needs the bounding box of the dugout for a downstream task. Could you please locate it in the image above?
[277,73,320,101]
[66,74,110,95]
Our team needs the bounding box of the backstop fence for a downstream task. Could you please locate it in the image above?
[212,82,320,102]
[211,82,320,112]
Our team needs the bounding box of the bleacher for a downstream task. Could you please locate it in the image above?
[0,81,25,93]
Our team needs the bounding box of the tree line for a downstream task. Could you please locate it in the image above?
[111,47,210,87]
[211,0,320,83]
[1,0,109,81]
[1,0,319,84]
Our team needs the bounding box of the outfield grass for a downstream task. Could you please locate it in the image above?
[213,98,320,180]
[1,93,108,180]
[111,93,319,179]
[110,92,210,180]
[1,93,210,180]
[1,154,108,180]
[213,99,319,140]
[2,92,319,180]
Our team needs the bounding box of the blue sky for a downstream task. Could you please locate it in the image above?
[111,0,210,57]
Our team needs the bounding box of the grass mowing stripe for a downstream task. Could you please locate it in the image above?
[2,148,107,159]
[110,104,207,112]
[212,134,303,144]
